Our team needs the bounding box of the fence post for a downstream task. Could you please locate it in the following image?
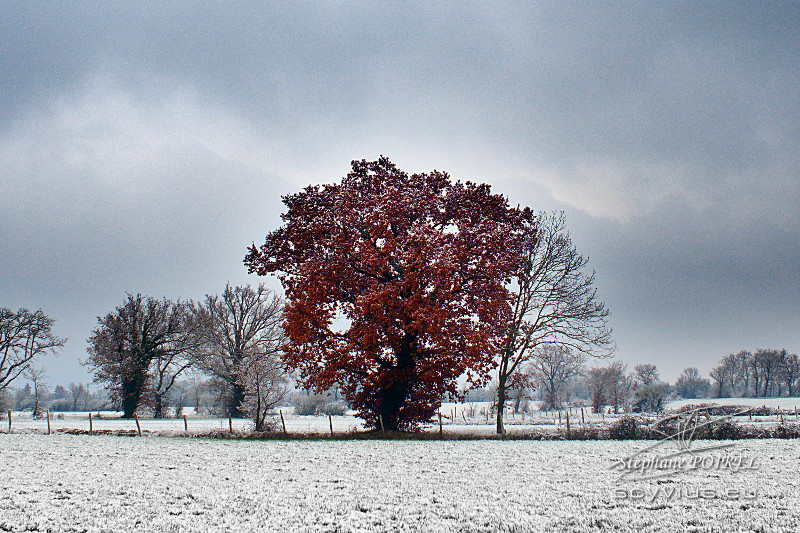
[438,412,443,437]
[7,410,11,433]
[89,412,93,435]
[379,414,385,434]
[581,407,585,426]
[134,413,142,436]
[558,410,561,427]
[565,410,570,432]
[183,414,188,432]
[329,415,334,437]
[47,411,51,435]
[228,417,233,434]
[279,410,287,435]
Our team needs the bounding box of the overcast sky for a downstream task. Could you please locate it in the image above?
[2,2,798,388]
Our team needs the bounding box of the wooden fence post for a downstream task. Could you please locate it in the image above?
[228,417,233,434]
[183,414,188,432]
[565,410,570,432]
[379,414,385,434]
[558,410,561,426]
[329,415,334,437]
[134,413,142,436]
[438,412,443,437]
[7,410,11,433]
[46,411,51,435]
[581,407,585,426]
[279,410,287,435]
[89,412,93,435]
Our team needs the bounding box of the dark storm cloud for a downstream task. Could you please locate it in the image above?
[1,1,798,383]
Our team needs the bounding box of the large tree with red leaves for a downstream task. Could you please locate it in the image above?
[245,157,532,430]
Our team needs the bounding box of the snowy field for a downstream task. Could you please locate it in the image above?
[665,397,800,411]
[1,434,798,532]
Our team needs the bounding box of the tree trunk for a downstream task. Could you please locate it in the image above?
[374,334,417,432]
[121,393,139,419]
[228,382,246,418]
[153,394,164,419]
[377,380,411,431]
[496,372,507,434]
[121,371,146,419]
[32,391,41,419]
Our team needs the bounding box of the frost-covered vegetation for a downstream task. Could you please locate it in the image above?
[1,434,798,532]
[5,397,800,440]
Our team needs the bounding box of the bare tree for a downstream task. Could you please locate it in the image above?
[754,348,785,397]
[190,284,284,418]
[494,212,613,433]
[733,350,752,397]
[239,347,289,431]
[632,364,660,387]
[0,308,64,391]
[675,367,710,399]
[632,382,671,412]
[68,382,86,411]
[586,367,610,414]
[780,353,799,397]
[85,294,196,418]
[710,353,742,398]
[24,366,49,418]
[529,344,585,410]
[606,362,629,413]
[150,342,196,419]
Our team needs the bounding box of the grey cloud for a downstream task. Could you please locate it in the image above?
[1,1,797,383]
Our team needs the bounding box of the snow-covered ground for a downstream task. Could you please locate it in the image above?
[666,397,800,411]
[0,434,797,532]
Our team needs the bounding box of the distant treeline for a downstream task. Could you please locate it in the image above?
[709,349,798,398]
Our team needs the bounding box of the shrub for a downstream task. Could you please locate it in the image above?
[565,427,600,440]
[712,420,742,440]
[292,392,347,416]
[319,402,347,416]
[609,416,639,440]
[747,405,780,416]
[675,403,761,417]
[48,399,73,412]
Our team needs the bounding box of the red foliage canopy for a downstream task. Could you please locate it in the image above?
[245,157,533,430]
